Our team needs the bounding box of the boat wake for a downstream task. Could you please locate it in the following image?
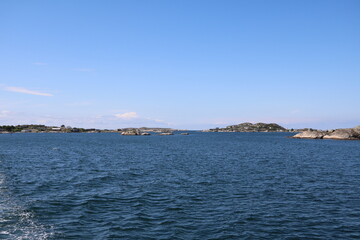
[0,172,54,240]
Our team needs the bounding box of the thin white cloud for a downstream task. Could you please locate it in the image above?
[4,86,53,97]
[33,62,47,65]
[115,112,138,119]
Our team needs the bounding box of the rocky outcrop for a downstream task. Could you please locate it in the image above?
[159,132,174,135]
[121,129,140,135]
[323,127,360,140]
[118,127,177,135]
[292,126,360,140]
[121,131,138,135]
[292,130,327,139]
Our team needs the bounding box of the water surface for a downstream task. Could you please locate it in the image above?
[1,132,359,239]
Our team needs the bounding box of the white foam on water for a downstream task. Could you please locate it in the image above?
[0,172,54,240]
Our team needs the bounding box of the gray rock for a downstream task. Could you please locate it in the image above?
[292,126,360,140]
[159,132,174,135]
[292,130,327,139]
[121,131,138,135]
[323,127,360,140]
[121,129,140,135]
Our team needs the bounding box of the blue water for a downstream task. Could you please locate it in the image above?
[0,132,359,239]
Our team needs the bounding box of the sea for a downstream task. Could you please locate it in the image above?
[0,132,359,239]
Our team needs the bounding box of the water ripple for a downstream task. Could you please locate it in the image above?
[0,133,359,239]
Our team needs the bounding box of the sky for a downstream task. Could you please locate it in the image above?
[0,0,359,130]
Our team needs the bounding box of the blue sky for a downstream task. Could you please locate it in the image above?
[0,0,359,129]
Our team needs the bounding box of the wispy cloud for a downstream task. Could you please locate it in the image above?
[73,68,95,72]
[33,62,47,66]
[3,86,53,97]
[115,112,138,119]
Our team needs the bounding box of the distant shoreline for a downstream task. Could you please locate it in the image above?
[1,123,359,140]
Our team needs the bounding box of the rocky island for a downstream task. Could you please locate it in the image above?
[119,127,176,136]
[207,122,287,132]
[292,126,360,140]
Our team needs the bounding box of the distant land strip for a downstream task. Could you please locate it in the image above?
[1,123,359,140]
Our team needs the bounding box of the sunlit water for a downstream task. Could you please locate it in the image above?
[1,132,359,239]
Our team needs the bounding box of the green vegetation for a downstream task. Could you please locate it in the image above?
[0,125,46,132]
[208,122,287,132]
[0,125,103,133]
[0,125,178,134]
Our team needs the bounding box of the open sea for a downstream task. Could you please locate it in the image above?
[0,132,359,239]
